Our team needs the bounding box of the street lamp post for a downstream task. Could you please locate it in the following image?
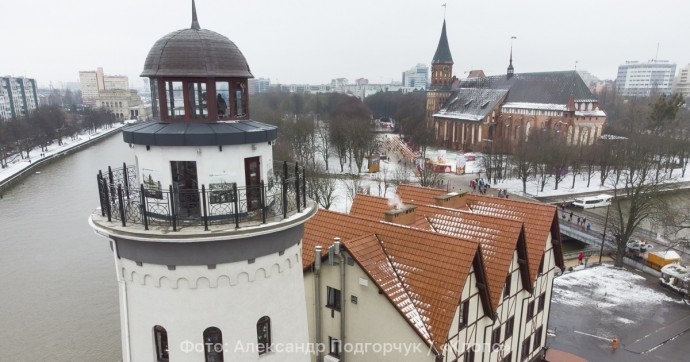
[598,202,611,264]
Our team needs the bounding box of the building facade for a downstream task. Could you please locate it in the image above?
[615,60,677,98]
[425,20,606,150]
[673,64,690,101]
[249,77,271,95]
[302,184,564,361]
[402,63,429,90]
[80,67,145,119]
[0,76,39,120]
[88,2,316,361]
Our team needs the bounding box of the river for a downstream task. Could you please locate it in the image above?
[0,134,129,361]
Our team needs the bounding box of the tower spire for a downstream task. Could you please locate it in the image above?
[507,36,516,78]
[191,0,200,30]
[432,20,454,65]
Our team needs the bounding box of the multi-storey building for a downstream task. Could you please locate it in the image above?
[673,64,690,101]
[302,184,564,361]
[0,76,39,120]
[615,60,677,98]
[249,77,271,95]
[79,67,146,119]
[402,63,429,89]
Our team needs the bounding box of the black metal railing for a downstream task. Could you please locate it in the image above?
[96,161,308,231]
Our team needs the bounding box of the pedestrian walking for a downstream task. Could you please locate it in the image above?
[587,222,591,232]
[577,216,581,224]
[569,211,573,222]
[578,251,584,265]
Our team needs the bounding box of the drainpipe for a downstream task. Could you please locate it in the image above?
[334,237,346,362]
[314,245,323,362]
[111,239,132,362]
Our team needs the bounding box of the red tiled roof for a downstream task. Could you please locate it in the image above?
[464,194,559,282]
[349,193,523,312]
[302,210,478,353]
[397,184,448,206]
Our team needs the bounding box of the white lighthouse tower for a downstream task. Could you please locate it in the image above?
[89,2,315,361]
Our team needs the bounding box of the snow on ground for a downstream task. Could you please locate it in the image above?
[0,124,125,184]
[552,265,682,309]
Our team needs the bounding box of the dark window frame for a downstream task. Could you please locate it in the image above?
[503,274,512,299]
[526,300,535,321]
[533,327,543,352]
[459,300,469,329]
[538,293,546,313]
[326,286,342,311]
[464,348,475,362]
[521,337,531,360]
[203,326,224,362]
[504,317,514,340]
[329,336,341,357]
[257,316,271,355]
[491,327,502,345]
[153,325,169,362]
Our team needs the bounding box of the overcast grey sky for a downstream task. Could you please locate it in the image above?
[2,0,688,88]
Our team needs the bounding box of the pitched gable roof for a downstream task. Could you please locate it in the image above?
[350,193,525,312]
[464,194,562,282]
[397,184,448,206]
[302,210,479,354]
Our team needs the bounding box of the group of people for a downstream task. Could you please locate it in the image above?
[563,211,592,232]
[469,178,490,194]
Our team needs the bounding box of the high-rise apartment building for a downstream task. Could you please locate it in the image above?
[673,64,690,99]
[402,63,429,89]
[615,60,677,98]
[248,77,270,95]
[0,76,39,120]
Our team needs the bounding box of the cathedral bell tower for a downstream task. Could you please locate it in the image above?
[89,2,315,361]
[426,19,455,130]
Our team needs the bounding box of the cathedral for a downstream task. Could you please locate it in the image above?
[425,21,607,151]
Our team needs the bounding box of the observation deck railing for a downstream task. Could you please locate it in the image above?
[95,161,308,231]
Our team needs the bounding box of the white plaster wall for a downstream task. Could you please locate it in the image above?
[118,242,309,362]
[305,256,436,361]
[131,142,274,189]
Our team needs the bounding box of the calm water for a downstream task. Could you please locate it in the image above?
[0,134,130,361]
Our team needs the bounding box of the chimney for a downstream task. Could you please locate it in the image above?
[435,192,469,209]
[384,205,417,225]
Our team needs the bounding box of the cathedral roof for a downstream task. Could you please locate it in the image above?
[460,71,594,105]
[434,88,507,122]
[141,1,253,78]
[431,20,454,65]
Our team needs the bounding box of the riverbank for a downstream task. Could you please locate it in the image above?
[0,124,125,194]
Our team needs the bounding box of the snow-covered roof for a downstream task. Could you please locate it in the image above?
[435,88,507,122]
[575,110,607,117]
[501,102,567,111]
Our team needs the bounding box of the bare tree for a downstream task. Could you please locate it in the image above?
[306,163,338,210]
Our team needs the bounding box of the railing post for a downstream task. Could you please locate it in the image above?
[202,185,209,231]
[283,161,288,180]
[97,174,105,217]
[169,185,177,232]
[282,178,288,219]
[117,185,126,227]
[233,184,240,229]
[295,162,301,213]
[103,180,112,222]
[302,166,307,208]
[122,162,130,201]
[260,180,266,224]
[140,184,149,231]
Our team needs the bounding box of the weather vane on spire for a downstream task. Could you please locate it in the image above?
[442,3,447,18]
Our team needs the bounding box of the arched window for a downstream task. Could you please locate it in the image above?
[203,327,224,362]
[153,325,169,362]
[257,316,271,355]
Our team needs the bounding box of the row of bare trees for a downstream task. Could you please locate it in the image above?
[0,106,117,168]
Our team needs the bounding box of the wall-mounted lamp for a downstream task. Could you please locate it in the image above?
[252,144,257,151]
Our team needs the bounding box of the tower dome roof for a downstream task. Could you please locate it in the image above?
[141,1,252,78]
[141,28,253,78]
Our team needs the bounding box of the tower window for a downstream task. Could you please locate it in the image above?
[329,336,342,357]
[257,316,271,355]
[203,327,224,362]
[153,325,169,362]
